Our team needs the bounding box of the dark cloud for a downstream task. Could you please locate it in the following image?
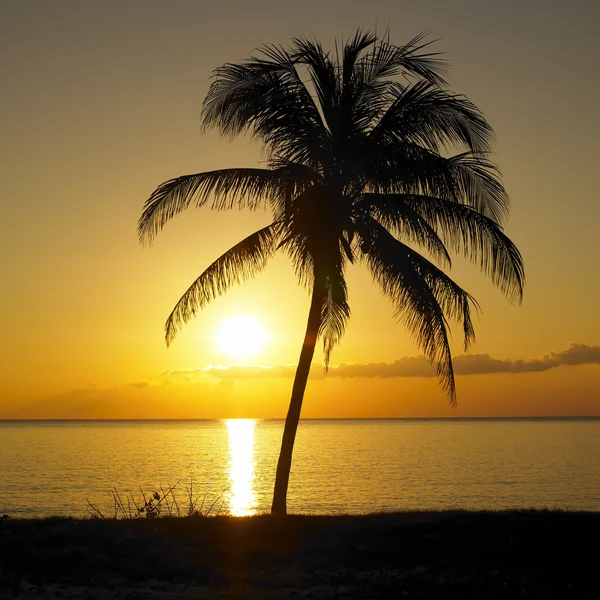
[331,357,434,379]
[334,343,600,378]
[161,343,600,381]
[452,344,600,375]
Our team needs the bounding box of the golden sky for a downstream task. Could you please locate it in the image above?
[1,0,599,418]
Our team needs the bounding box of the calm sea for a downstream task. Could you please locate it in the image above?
[1,418,599,518]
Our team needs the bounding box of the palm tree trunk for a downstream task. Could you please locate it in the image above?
[271,283,322,515]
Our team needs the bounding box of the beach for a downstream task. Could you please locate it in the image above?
[1,510,598,599]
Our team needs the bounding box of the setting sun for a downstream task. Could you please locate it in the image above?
[216,315,269,359]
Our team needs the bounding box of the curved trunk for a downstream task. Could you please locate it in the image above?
[271,283,322,515]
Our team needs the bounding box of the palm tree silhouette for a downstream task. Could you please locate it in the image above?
[138,30,524,515]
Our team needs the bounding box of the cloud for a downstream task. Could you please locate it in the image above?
[339,343,600,377]
[153,364,305,384]
[206,364,307,379]
[5,344,598,419]
[331,357,434,378]
[452,343,600,375]
[155,343,600,382]
[129,382,149,389]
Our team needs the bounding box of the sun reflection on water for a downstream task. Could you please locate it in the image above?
[225,419,257,516]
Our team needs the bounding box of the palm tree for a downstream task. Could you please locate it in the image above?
[138,30,524,515]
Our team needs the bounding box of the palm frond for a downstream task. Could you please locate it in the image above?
[138,167,307,245]
[266,159,321,220]
[164,224,280,345]
[371,80,494,153]
[362,141,454,197]
[359,193,452,268]
[448,153,509,224]
[350,31,449,131]
[360,31,449,87]
[393,194,525,302]
[355,217,479,403]
[201,47,329,166]
[276,186,321,289]
[362,143,511,225]
[317,258,351,372]
[290,36,339,130]
[342,29,377,91]
[323,30,379,141]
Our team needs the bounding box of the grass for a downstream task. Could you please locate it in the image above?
[85,477,225,519]
[1,509,599,598]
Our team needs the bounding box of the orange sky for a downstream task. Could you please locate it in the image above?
[1,0,599,418]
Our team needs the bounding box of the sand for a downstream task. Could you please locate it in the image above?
[1,510,598,598]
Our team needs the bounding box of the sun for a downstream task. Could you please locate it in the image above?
[216,315,269,359]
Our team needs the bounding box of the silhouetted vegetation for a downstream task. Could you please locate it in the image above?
[1,510,597,598]
[86,478,224,519]
[139,29,525,514]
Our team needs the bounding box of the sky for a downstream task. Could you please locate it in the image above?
[1,0,599,418]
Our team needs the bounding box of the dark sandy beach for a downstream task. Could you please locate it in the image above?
[1,510,598,599]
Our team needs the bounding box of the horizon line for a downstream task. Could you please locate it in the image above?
[1,415,599,422]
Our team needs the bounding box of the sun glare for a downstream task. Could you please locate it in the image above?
[225,419,256,516]
[216,315,268,359]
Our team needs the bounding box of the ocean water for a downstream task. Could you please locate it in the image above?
[1,418,599,518]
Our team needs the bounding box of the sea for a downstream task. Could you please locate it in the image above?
[1,418,599,518]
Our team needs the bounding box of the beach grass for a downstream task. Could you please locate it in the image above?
[1,509,598,598]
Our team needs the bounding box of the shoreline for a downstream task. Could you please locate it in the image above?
[1,509,598,598]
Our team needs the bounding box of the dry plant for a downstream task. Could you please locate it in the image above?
[86,477,225,519]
